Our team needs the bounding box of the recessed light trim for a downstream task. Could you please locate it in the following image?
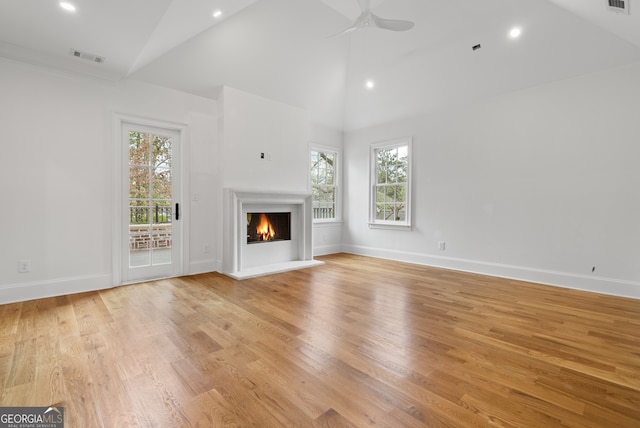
[365,80,375,90]
[213,9,222,18]
[59,2,76,12]
[509,27,522,38]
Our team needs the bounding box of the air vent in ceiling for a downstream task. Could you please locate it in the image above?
[607,0,630,14]
[69,48,106,64]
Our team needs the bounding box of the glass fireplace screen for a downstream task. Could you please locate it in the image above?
[247,212,291,243]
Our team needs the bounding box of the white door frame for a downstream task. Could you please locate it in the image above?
[112,113,190,285]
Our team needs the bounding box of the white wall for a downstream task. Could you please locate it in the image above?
[343,61,640,299]
[0,58,217,303]
[219,86,310,192]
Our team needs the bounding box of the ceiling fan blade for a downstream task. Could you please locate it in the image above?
[327,12,368,38]
[327,25,358,39]
[328,0,414,36]
[372,14,415,31]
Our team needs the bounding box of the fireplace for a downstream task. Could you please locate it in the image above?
[247,212,291,244]
[223,189,324,279]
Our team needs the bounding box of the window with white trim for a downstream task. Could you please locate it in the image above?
[311,148,339,222]
[370,138,412,228]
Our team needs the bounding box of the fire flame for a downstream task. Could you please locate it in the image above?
[256,213,276,241]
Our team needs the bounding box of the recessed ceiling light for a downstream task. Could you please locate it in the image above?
[509,27,522,38]
[213,10,222,18]
[59,2,76,12]
[365,80,375,90]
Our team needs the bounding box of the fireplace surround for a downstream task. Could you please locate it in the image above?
[223,189,323,279]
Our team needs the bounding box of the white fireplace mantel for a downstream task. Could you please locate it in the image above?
[222,189,323,279]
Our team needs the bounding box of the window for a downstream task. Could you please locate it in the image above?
[310,148,339,222]
[370,138,412,228]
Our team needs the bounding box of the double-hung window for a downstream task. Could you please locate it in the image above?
[370,137,412,229]
[310,147,339,222]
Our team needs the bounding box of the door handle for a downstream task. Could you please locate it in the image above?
[175,203,180,220]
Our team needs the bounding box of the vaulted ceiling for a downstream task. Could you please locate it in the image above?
[1,0,639,131]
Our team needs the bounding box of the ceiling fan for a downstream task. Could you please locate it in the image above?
[331,0,415,37]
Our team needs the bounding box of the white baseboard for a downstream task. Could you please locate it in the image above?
[0,274,112,305]
[342,245,640,300]
[313,244,343,256]
[189,259,219,275]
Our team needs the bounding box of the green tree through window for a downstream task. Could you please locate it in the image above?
[371,139,411,227]
[311,149,337,220]
[129,131,172,224]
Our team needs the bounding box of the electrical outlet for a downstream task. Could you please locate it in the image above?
[19,259,31,273]
[438,241,446,251]
[203,244,210,253]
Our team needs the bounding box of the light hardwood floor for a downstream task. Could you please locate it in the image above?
[1,253,639,427]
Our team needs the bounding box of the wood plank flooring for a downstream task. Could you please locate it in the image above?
[1,253,639,427]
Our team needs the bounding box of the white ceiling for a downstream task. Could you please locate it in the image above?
[1,0,639,131]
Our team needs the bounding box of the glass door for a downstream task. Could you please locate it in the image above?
[123,123,181,282]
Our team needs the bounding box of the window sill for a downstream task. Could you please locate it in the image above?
[368,222,412,231]
[313,220,343,227]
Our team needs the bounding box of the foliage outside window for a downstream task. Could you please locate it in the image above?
[370,138,412,228]
[311,148,338,221]
[129,131,172,225]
